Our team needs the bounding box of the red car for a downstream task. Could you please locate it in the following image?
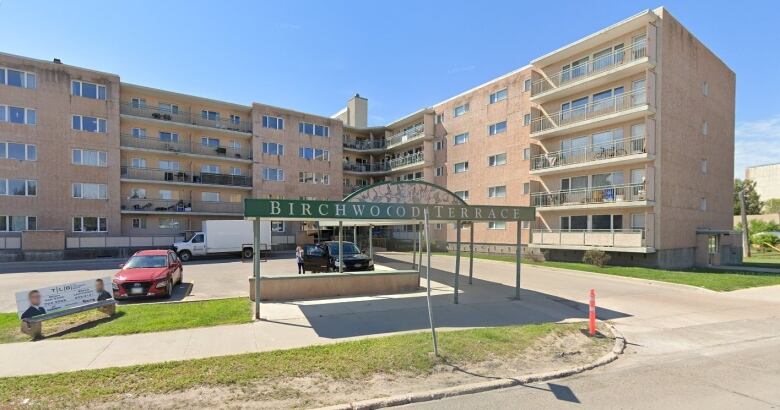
[112,250,183,299]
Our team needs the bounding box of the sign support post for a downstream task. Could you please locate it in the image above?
[417,222,423,274]
[515,220,522,299]
[454,220,461,304]
[253,219,261,320]
[423,209,438,356]
[368,224,374,260]
[338,221,344,273]
[469,222,474,285]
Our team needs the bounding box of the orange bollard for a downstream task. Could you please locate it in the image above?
[589,289,596,336]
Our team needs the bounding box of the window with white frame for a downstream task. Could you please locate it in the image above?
[159,103,179,114]
[230,114,241,124]
[700,198,707,211]
[159,190,174,200]
[131,217,146,229]
[453,161,469,173]
[131,97,146,108]
[434,140,443,150]
[201,192,220,202]
[73,216,107,232]
[489,121,507,135]
[229,167,242,176]
[130,188,147,199]
[159,160,179,170]
[523,79,531,92]
[71,80,106,100]
[131,158,147,168]
[455,190,469,201]
[72,115,106,133]
[701,159,708,174]
[488,221,507,230]
[263,168,284,181]
[523,182,530,195]
[262,115,284,130]
[0,67,36,89]
[201,136,219,147]
[435,166,444,177]
[228,140,241,150]
[702,81,709,96]
[131,127,147,137]
[0,105,36,125]
[454,132,469,145]
[453,103,469,117]
[521,220,530,229]
[0,179,37,196]
[262,142,284,156]
[299,147,329,161]
[702,121,708,136]
[159,131,179,142]
[158,218,180,230]
[0,142,36,161]
[201,110,220,121]
[271,221,285,232]
[72,183,107,199]
[488,153,507,166]
[201,164,220,174]
[560,215,588,231]
[488,185,506,198]
[72,149,107,167]
[523,148,531,160]
[523,113,531,126]
[298,122,329,137]
[435,113,444,124]
[0,215,37,231]
[489,88,508,103]
[298,172,330,184]
[592,214,623,231]
[631,213,645,231]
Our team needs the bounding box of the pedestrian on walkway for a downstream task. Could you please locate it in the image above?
[296,246,305,274]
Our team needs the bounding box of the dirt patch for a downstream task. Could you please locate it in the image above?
[93,323,613,409]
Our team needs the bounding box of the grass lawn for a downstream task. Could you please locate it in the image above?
[0,322,605,408]
[743,253,780,268]
[0,297,251,344]
[434,252,780,292]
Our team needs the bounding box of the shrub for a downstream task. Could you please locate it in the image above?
[583,250,611,267]
[752,232,780,251]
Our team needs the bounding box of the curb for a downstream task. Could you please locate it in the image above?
[315,322,626,410]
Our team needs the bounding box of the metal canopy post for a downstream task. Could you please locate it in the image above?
[515,220,522,299]
[411,224,418,270]
[353,225,357,245]
[417,222,423,274]
[454,220,461,304]
[253,219,261,320]
[368,224,374,260]
[338,221,344,273]
[469,222,474,285]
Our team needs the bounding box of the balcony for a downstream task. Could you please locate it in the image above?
[120,134,252,161]
[530,88,651,139]
[121,198,243,215]
[120,166,252,188]
[531,41,651,102]
[386,123,425,149]
[531,183,650,211]
[343,139,386,151]
[530,229,652,253]
[388,151,425,170]
[120,102,252,134]
[343,161,390,174]
[531,137,648,175]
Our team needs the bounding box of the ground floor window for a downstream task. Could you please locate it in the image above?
[131,218,147,229]
[158,218,180,230]
[488,221,507,230]
[271,221,285,232]
[73,216,107,232]
[0,215,36,231]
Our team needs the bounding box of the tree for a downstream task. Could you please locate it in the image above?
[764,198,780,214]
[734,179,763,215]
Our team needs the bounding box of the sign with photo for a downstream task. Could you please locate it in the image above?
[15,277,114,320]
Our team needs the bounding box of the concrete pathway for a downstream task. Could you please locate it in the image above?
[1,253,779,378]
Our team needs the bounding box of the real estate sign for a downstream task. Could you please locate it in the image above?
[15,277,114,320]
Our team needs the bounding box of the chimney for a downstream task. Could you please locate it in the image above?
[346,94,368,128]
[53,58,62,64]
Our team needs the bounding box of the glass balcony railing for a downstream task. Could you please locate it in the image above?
[531,137,646,171]
[120,134,252,159]
[343,139,386,150]
[120,166,252,187]
[122,198,243,214]
[386,123,425,148]
[388,152,424,170]
[532,40,648,96]
[120,102,252,133]
[531,182,648,208]
[342,162,390,173]
[530,88,647,135]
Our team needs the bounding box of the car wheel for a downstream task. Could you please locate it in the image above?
[242,247,254,259]
[163,280,173,299]
[178,250,192,262]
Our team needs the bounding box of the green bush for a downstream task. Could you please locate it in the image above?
[582,250,610,267]
[752,232,780,251]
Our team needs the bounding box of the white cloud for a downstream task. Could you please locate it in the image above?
[734,116,780,178]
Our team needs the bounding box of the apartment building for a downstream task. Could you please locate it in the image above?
[0,7,736,267]
[745,163,780,204]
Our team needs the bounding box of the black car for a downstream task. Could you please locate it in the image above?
[303,241,374,273]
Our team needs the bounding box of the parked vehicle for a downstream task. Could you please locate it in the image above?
[112,249,183,299]
[303,241,374,273]
[173,220,271,261]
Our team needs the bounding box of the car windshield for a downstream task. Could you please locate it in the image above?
[327,243,360,255]
[124,255,167,268]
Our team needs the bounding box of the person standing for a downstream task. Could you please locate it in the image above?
[296,246,305,274]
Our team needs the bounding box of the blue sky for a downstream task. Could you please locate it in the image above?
[1,0,778,177]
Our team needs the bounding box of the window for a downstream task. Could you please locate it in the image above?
[434,140,443,150]
[631,214,645,231]
[159,190,174,200]
[592,214,623,231]
[299,147,330,161]
[263,168,284,181]
[434,223,443,230]
[708,235,718,255]
[521,220,530,229]
[131,97,146,108]
[201,192,220,202]
[489,121,507,135]
[453,161,469,173]
[271,221,285,232]
[131,158,147,168]
[488,185,506,198]
[453,103,469,117]
[130,188,147,199]
[72,115,107,133]
[72,216,107,232]
[702,121,708,136]
[201,136,219,147]
[298,122,329,137]
[488,153,507,166]
[72,183,107,199]
[700,198,707,211]
[131,218,146,229]
[230,114,241,124]
[132,127,147,137]
[157,132,179,143]
[523,79,531,92]
[71,80,107,100]
[160,103,179,114]
[523,182,530,195]
[70,148,108,167]
[454,132,469,145]
[488,221,507,230]
[435,167,444,177]
[0,215,37,231]
[158,160,179,171]
[701,159,708,174]
[262,115,284,130]
[0,105,36,125]
[436,113,444,124]
[455,190,469,201]
[702,81,709,96]
[262,142,284,156]
[201,164,220,174]
[560,215,587,231]
[0,142,36,161]
[0,179,37,196]
[523,148,531,160]
[489,88,508,103]
[523,113,531,126]
[158,218,180,230]
[298,172,330,184]
[201,110,220,121]
[0,68,36,89]
[230,167,242,176]
[228,140,241,150]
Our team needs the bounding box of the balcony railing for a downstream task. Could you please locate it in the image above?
[388,152,425,170]
[531,182,647,208]
[531,229,645,248]
[532,40,648,96]
[343,139,386,151]
[386,123,425,148]
[530,88,647,135]
[120,102,252,133]
[343,161,390,173]
[120,134,252,160]
[531,137,646,171]
[120,166,252,187]
[122,198,243,214]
